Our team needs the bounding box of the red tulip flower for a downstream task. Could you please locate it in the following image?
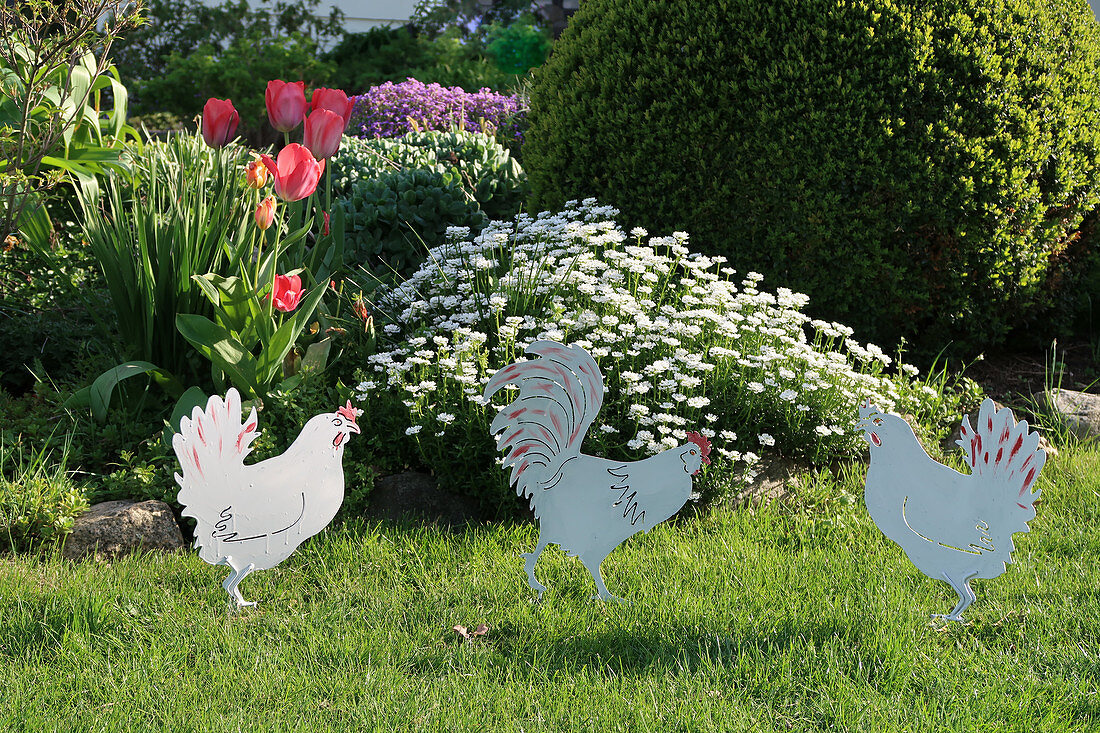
[201,98,239,148]
[322,210,330,237]
[254,196,276,231]
[310,87,354,128]
[259,144,325,202]
[265,80,308,133]
[271,273,304,313]
[303,108,345,160]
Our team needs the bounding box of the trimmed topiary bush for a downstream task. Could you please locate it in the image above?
[524,0,1100,358]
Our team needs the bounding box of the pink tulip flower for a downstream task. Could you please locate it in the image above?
[259,144,325,202]
[271,273,304,313]
[254,196,276,231]
[265,80,308,133]
[303,108,345,160]
[201,98,239,148]
[310,87,354,128]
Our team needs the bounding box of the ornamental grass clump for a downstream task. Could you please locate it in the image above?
[348,78,525,144]
[354,200,944,507]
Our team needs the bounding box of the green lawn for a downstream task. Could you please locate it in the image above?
[1,446,1098,732]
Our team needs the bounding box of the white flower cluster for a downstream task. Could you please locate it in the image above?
[354,199,919,485]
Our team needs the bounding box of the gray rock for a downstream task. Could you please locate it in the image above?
[1033,388,1100,439]
[733,456,803,508]
[62,500,186,561]
[367,471,483,526]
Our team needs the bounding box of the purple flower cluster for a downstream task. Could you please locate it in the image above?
[348,78,526,143]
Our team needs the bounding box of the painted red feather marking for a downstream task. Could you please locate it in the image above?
[537,425,554,442]
[996,447,1003,464]
[1001,425,1011,443]
[550,411,564,437]
[501,427,523,445]
[570,425,582,444]
[1017,502,1028,509]
[534,381,556,393]
[516,459,530,478]
[191,446,204,479]
[512,444,534,457]
[1021,455,1033,471]
[984,451,989,465]
[974,434,982,460]
[987,416,993,431]
[236,428,248,452]
[1009,434,1023,462]
[509,408,524,419]
[1021,468,1037,495]
[197,419,206,446]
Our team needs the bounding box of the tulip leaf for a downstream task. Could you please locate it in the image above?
[65,361,183,423]
[176,314,263,398]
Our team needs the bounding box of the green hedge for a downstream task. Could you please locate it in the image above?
[524,0,1100,357]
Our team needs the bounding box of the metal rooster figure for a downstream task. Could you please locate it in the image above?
[858,398,1046,622]
[485,341,711,602]
[172,388,360,608]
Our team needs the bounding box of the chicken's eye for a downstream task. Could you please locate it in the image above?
[873,418,883,426]
[690,449,697,455]
[332,417,344,428]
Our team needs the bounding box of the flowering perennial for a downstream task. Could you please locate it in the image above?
[349,78,525,143]
[355,200,925,498]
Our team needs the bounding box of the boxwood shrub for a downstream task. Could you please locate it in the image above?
[524,0,1100,357]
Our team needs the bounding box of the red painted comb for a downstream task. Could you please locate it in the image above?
[337,400,358,423]
[686,431,712,464]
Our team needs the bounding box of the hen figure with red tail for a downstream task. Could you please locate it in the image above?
[485,341,711,602]
[858,398,1045,622]
[173,388,360,608]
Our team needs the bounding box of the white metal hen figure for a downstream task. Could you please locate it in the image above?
[173,388,360,608]
[858,398,1045,622]
[485,341,711,602]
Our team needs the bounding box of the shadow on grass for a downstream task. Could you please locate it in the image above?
[413,616,871,678]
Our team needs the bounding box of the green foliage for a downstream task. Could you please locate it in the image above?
[0,231,106,396]
[411,0,536,37]
[324,25,526,95]
[342,167,487,278]
[484,21,551,75]
[524,0,1100,360]
[0,437,87,551]
[78,132,256,395]
[332,130,528,277]
[0,0,142,241]
[322,27,431,95]
[110,0,344,86]
[136,34,334,146]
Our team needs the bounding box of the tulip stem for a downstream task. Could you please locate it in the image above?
[325,165,331,214]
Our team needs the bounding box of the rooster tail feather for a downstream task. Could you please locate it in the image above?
[957,398,1045,513]
[484,341,605,498]
[172,388,260,509]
